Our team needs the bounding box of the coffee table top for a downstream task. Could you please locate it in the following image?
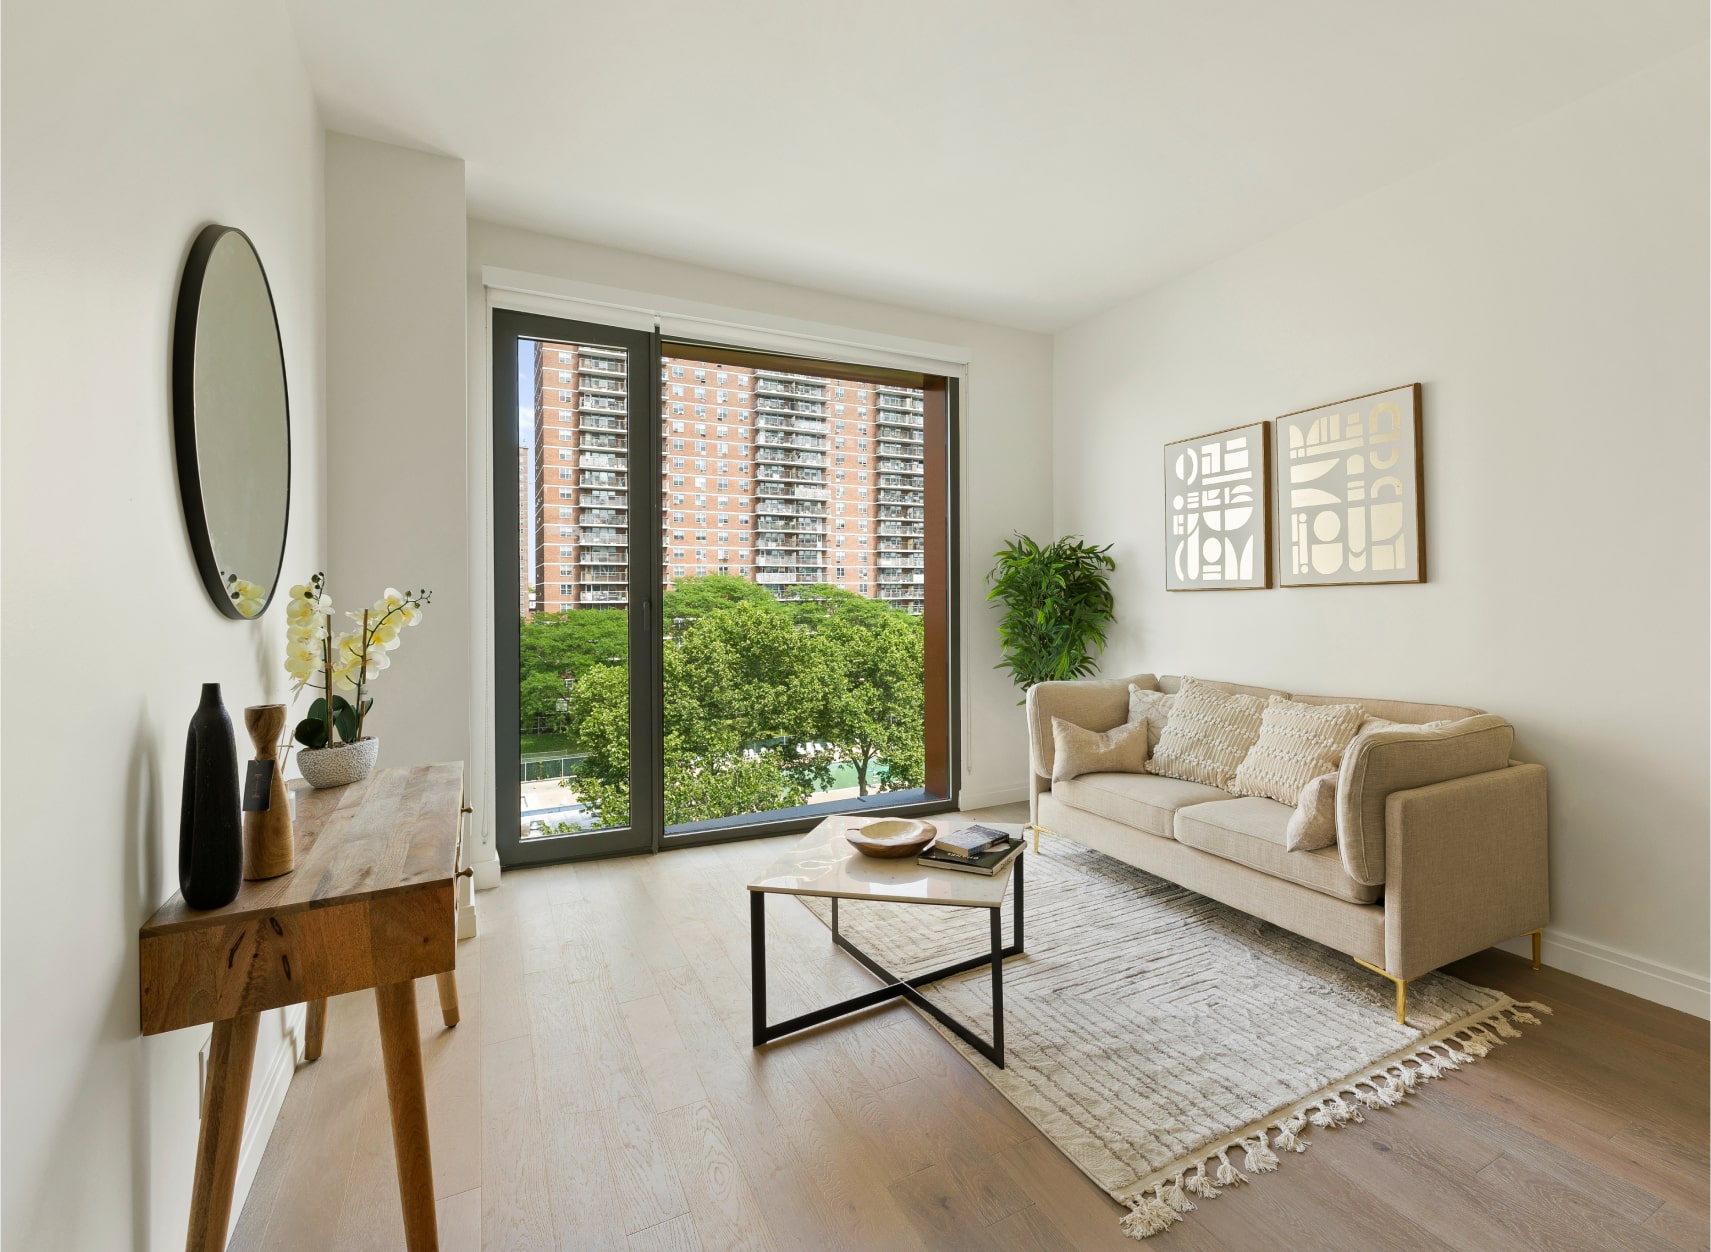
[747,816,1017,909]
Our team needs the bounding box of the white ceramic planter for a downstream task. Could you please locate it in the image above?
[296,737,379,789]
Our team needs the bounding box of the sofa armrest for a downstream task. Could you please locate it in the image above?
[1336,714,1514,885]
[1025,673,1154,782]
[1383,763,1549,981]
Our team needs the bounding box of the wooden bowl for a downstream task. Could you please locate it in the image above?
[843,819,934,859]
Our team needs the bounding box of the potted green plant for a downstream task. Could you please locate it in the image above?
[283,573,431,788]
[985,534,1116,700]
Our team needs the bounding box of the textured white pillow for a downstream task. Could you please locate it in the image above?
[1126,686,1176,757]
[1145,679,1267,789]
[1231,697,1365,806]
[1285,772,1339,851]
[1051,716,1151,783]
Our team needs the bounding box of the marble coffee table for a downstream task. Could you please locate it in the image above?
[747,817,1024,1067]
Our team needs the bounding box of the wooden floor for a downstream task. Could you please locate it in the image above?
[231,804,1710,1252]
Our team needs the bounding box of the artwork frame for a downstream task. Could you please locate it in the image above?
[1273,383,1425,588]
[1163,421,1273,591]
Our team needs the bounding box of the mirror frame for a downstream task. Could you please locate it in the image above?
[171,223,293,620]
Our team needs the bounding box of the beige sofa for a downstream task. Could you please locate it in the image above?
[1027,673,1549,1021]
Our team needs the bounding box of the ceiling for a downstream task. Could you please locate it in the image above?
[287,1,1706,332]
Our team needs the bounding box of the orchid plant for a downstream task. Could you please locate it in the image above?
[284,573,431,752]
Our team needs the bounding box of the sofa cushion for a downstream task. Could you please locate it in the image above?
[1285,772,1339,851]
[1230,696,1365,806]
[1175,797,1382,905]
[1051,716,1149,783]
[1147,678,1268,789]
[1337,714,1515,886]
[1126,687,1176,756]
[1051,772,1230,838]
[1027,673,1158,778]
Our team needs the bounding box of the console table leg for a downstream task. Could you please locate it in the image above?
[304,997,327,1061]
[185,1011,259,1252]
[375,980,439,1251]
[435,970,461,1028]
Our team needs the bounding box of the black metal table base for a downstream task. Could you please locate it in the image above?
[750,854,1023,1067]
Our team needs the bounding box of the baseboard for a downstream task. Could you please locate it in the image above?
[470,853,501,891]
[226,1001,306,1241]
[1498,929,1710,1019]
[957,785,1028,812]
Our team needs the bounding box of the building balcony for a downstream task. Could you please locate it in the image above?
[875,412,924,428]
[878,488,924,504]
[579,377,625,396]
[579,510,628,528]
[755,411,829,435]
[580,492,628,510]
[877,555,925,569]
[754,449,828,468]
[878,506,924,521]
[578,415,627,434]
[580,435,626,452]
[580,590,627,603]
[754,373,828,397]
[875,391,925,412]
[578,356,625,378]
[580,453,627,471]
[754,430,828,450]
[580,550,628,565]
[877,460,923,476]
[877,440,922,457]
[579,397,625,414]
[755,397,828,419]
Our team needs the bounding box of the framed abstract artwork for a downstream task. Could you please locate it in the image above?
[1164,422,1271,590]
[1273,384,1425,587]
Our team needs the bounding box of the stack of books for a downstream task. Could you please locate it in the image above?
[917,824,1024,876]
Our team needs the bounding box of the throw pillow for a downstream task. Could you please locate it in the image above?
[1051,716,1150,783]
[1145,678,1267,789]
[1230,697,1365,806]
[1126,686,1176,756]
[1285,772,1339,852]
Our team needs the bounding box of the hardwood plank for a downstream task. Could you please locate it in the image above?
[1476,1151,1679,1251]
[418,975,482,1200]
[1644,1203,1711,1252]
[601,1093,692,1236]
[653,963,873,1252]
[436,1187,481,1252]
[620,993,711,1114]
[630,1213,705,1252]
[479,1033,557,1250]
[656,1100,780,1252]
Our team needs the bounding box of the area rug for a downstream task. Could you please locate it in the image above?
[799,828,1549,1241]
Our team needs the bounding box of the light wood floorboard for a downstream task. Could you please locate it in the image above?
[229,804,1709,1251]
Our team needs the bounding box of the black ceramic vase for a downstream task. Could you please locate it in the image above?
[179,682,243,909]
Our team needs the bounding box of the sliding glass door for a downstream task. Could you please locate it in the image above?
[495,311,957,867]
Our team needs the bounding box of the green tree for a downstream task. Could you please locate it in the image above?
[518,608,628,732]
[661,574,775,638]
[817,613,925,796]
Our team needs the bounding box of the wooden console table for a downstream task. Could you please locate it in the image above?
[140,762,467,1252]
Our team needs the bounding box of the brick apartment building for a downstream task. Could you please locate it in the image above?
[530,343,926,616]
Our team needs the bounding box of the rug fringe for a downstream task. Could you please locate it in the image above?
[1114,998,1549,1239]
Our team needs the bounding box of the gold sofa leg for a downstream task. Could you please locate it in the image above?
[1027,824,1049,854]
[1531,930,1542,971]
[1352,956,1410,1025]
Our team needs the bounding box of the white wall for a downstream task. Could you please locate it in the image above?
[460,221,1055,872]
[1052,48,1709,1014]
[1,1,326,1246]
[324,134,469,775]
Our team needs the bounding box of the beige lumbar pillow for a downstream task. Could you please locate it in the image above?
[1126,686,1176,757]
[1052,716,1150,783]
[1231,696,1365,806]
[1146,679,1267,789]
[1285,772,1339,851]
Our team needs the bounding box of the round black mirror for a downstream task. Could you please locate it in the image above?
[172,224,291,619]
